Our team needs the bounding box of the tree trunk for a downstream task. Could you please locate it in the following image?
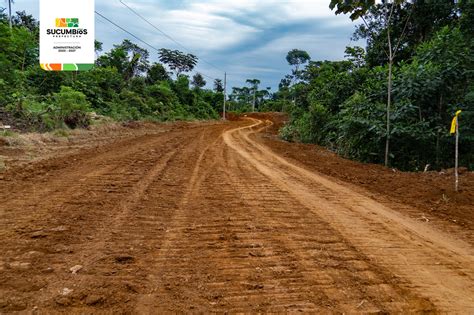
[384,1,394,168]
[436,94,443,168]
[385,59,392,167]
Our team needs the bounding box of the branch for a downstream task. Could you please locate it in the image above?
[386,0,396,60]
[388,0,395,26]
[361,15,390,59]
[392,3,413,60]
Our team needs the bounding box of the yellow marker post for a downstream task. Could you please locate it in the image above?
[450,110,462,192]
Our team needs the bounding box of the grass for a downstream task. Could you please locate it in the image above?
[2,130,18,137]
[53,129,70,138]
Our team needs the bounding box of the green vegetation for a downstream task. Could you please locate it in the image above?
[0,10,221,132]
[271,1,473,171]
[228,79,273,113]
[1,3,472,172]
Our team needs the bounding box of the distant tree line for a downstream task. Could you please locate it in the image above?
[0,10,224,131]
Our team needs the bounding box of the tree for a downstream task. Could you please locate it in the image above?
[286,49,311,82]
[97,40,149,81]
[97,46,128,75]
[257,87,272,103]
[246,79,261,112]
[0,14,38,72]
[192,73,206,89]
[121,39,150,80]
[146,63,170,85]
[214,79,224,93]
[95,40,103,53]
[0,8,6,21]
[11,10,38,32]
[329,0,376,20]
[279,75,293,90]
[351,1,459,67]
[158,48,198,78]
[459,0,474,37]
[345,46,366,68]
[330,0,409,167]
[94,40,103,60]
[229,86,251,110]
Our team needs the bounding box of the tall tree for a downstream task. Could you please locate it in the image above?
[158,48,198,78]
[97,40,149,81]
[121,40,150,80]
[246,79,261,112]
[11,10,38,32]
[286,49,311,83]
[330,0,409,167]
[351,1,459,67]
[214,79,224,93]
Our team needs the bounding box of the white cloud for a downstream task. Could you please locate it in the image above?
[10,0,358,88]
[156,9,261,51]
[249,33,351,61]
[110,0,354,52]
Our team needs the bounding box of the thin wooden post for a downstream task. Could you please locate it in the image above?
[455,118,459,192]
[451,110,462,192]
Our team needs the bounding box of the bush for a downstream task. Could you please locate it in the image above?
[332,92,385,163]
[10,97,57,131]
[280,102,328,144]
[192,100,219,120]
[52,86,92,129]
[279,123,297,142]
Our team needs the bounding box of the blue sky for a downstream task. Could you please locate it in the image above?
[5,0,360,90]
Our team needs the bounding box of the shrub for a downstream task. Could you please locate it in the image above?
[52,86,92,129]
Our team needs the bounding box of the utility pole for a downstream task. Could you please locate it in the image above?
[223,72,227,120]
[8,0,13,29]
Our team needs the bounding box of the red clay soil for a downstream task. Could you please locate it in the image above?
[0,116,473,313]
[251,112,474,242]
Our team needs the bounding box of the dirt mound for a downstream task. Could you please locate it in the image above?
[223,112,243,121]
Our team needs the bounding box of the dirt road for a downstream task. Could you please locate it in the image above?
[1,118,473,313]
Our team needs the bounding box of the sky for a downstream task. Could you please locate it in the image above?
[5,0,361,90]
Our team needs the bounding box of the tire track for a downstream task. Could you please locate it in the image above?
[224,118,474,313]
[135,125,231,313]
[217,136,432,312]
[0,125,223,312]
[1,118,473,313]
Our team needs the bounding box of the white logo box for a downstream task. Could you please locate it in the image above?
[40,0,95,71]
